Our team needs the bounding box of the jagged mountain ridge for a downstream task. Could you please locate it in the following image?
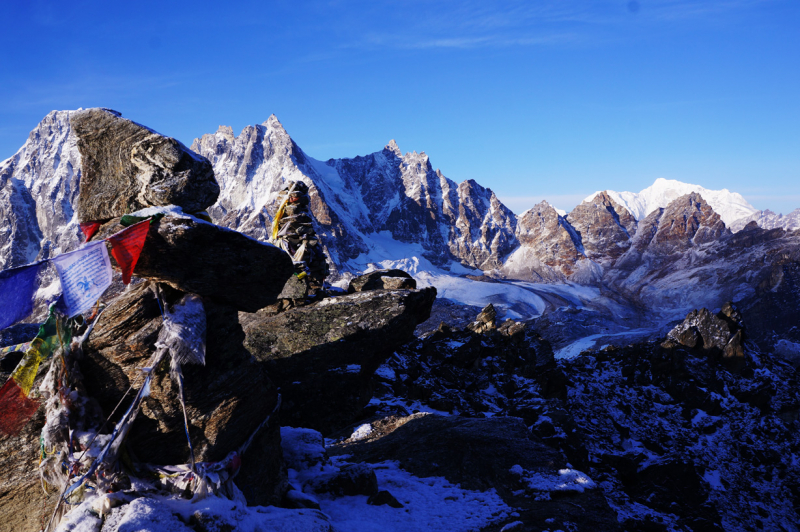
[2,110,799,326]
[190,116,518,275]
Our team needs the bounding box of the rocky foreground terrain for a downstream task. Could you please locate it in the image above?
[0,109,798,531]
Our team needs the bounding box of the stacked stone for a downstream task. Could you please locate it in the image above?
[273,181,330,294]
[0,108,298,532]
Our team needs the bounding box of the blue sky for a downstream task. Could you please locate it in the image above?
[1,0,798,214]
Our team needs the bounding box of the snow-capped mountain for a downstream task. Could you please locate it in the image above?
[0,110,83,271]
[190,117,518,276]
[585,177,758,226]
[729,208,800,233]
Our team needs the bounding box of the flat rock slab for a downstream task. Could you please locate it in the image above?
[94,214,294,312]
[72,108,219,221]
[330,414,621,532]
[81,282,286,506]
[243,288,436,433]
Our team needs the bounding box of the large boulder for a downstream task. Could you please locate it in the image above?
[664,302,747,371]
[243,288,436,434]
[329,414,621,531]
[347,269,416,293]
[93,213,294,312]
[72,108,219,222]
[80,282,287,506]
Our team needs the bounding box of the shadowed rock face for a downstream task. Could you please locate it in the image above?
[243,288,436,434]
[72,108,219,222]
[329,415,622,532]
[80,282,286,506]
[92,214,294,312]
[740,260,800,364]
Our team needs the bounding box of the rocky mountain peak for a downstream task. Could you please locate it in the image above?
[500,200,586,281]
[262,113,284,130]
[729,207,800,233]
[215,125,235,141]
[653,192,727,249]
[384,139,401,157]
[566,191,636,266]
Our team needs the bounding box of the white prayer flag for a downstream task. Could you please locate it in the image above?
[52,241,113,317]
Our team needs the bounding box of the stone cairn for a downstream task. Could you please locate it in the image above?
[0,108,296,532]
[272,181,330,300]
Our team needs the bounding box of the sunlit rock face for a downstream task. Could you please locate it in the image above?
[500,201,586,281]
[567,191,637,266]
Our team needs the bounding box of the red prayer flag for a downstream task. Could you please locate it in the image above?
[80,221,102,242]
[107,220,150,285]
[0,378,40,436]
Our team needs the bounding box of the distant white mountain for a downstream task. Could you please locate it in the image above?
[584,178,758,227]
[729,208,800,233]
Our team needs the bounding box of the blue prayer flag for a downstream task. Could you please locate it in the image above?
[52,242,112,318]
[0,262,44,331]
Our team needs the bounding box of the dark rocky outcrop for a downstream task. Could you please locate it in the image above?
[243,288,436,434]
[72,108,219,222]
[560,333,800,530]
[740,259,800,364]
[330,414,621,531]
[92,214,294,312]
[80,282,287,506]
[663,302,747,371]
[347,269,416,293]
[372,311,564,420]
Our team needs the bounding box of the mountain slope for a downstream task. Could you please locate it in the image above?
[0,110,82,271]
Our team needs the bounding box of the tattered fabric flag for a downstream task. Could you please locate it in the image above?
[0,308,68,436]
[155,292,207,470]
[0,261,45,331]
[107,220,150,285]
[79,221,102,242]
[0,341,31,356]
[52,241,112,318]
[156,293,207,371]
[11,309,63,396]
[63,347,167,500]
[271,199,289,241]
[120,212,165,227]
[0,379,40,434]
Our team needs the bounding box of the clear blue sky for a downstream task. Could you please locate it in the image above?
[1,0,798,214]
